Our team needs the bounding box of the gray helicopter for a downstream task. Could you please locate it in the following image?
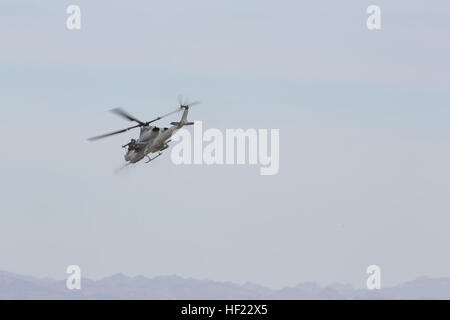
[88,97,199,164]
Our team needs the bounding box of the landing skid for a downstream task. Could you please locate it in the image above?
[145,152,162,163]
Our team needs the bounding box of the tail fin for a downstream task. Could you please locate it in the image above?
[171,105,194,127]
[170,121,194,127]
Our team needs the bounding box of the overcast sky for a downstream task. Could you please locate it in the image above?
[0,0,449,289]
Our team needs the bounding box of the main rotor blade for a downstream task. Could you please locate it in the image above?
[146,107,183,125]
[161,107,183,118]
[87,124,141,141]
[111,107,145,125]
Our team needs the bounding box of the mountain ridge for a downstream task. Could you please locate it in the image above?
[1,270,450,299]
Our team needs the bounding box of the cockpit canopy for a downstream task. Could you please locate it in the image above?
[127,138,138,151]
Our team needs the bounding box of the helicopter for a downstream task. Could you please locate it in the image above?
[88,97,200,164]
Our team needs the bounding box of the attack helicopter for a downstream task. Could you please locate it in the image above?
[88,97,199,164]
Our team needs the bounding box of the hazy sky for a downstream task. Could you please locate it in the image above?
[0,0,449,289]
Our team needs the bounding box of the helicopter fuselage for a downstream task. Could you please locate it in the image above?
[124,124,180,163]
[88,99,197,164]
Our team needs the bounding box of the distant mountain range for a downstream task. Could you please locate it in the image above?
[1,270,450,299]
